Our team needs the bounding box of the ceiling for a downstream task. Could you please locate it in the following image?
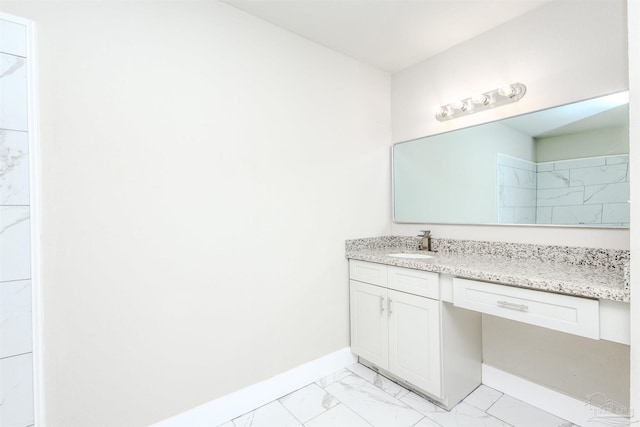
[502,92,630,138]
[220,0,555,73]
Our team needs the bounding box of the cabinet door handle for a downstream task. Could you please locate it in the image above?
[388,298,393,315]
[497,300,529,312]
[380,296,385,314]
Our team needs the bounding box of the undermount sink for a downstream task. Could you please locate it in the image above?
[387,253,433,259]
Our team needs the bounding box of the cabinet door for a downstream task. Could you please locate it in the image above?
[349,280,389,368]
[388,290,441,397]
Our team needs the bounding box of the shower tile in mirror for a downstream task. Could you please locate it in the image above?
[602,203,630,224]
[536,170,570,189]
[552,157,606,170]
[584,182,629,204]
[550,204,603,225]
[536,155,629,226]
[498,207,537,224]
[606,155,630,165]
[537,188,584,207]
[570,163,628,187]
[497,154,537,224]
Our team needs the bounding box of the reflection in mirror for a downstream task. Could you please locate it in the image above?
[393,92,629,227]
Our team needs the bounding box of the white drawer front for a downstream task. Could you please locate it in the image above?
[388,266,439,299]
[349,260,388,286]
[453,278,599,339]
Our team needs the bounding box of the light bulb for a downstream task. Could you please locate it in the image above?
[471,94,490,105]
[498,84,516,98]
[437,106,451,118]
[451,100,468,111]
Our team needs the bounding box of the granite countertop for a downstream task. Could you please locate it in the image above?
[345,237,630,302]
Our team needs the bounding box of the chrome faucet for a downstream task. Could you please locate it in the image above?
[417,230,432,252]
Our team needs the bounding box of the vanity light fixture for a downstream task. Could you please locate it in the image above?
[436,82,526,121]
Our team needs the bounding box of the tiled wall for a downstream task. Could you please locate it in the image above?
[497,154,538,224]
[0,17,34,427]
[537,155,630,226]
[498,153,630,226]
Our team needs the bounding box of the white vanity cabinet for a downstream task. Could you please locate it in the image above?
[453,277,600,339]
[349,260,481,409]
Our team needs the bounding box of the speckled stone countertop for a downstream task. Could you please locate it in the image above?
[346,236,630,302]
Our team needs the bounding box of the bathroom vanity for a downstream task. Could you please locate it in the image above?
[346,236,630,410]
[349,259,481,410]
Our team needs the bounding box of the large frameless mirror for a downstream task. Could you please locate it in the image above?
[393,91,630,227]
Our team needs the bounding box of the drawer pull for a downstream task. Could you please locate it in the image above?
[380,296,385,314]
[497,300,529,312]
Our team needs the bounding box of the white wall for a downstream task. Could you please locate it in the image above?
[0,1,391,426]
[391,0,629,250]
[390,0,630,406]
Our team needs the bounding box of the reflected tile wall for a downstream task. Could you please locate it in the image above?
[497,154,537,224]
[549,204,603,225]
[537,155,630,226]
[584,182,629,205]
[537,170,570,189]
[498,154,630,226]
[536,187,583,207]
[603,202,630,224]
[569,163,628,187]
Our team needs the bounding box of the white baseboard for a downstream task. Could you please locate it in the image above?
[150,347,357,427]
[482,364,632,427]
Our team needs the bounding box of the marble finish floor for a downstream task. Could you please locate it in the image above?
[217,363,575,427]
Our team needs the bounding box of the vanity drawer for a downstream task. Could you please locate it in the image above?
[453,278,599,339]
[388,266,439,299]
[349,260,388,286]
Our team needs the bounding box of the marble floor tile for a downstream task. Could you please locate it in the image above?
[315,368,351,388]
[347,362,410,399]
[232,401,302,427]
[413,416,442,426]
[463,385,504,412]
[218,366,580,427]
[324,373,423,427]
[487,394,571,427]
[426,401,509,427]
[399,391,446,416]
[304,403,371,427]
[279,383,338,423]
